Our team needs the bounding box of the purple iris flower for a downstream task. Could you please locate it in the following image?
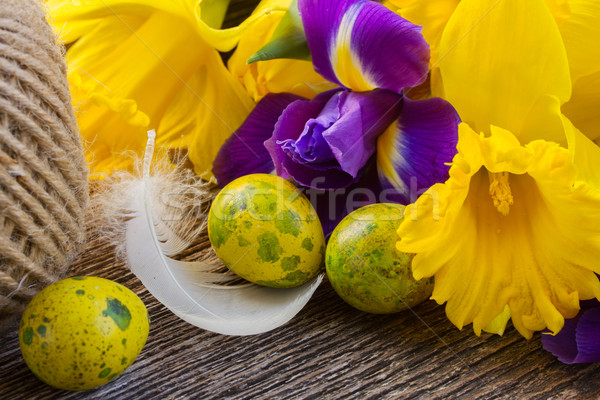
[542,299,600,364]
[212,0,459,233]
[264,88,402,189]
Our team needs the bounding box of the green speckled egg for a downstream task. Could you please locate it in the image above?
[208,174,325,288]
[19,276,149,391]
[326,203,433,314]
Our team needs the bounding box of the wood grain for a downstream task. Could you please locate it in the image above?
[2,1,600,398]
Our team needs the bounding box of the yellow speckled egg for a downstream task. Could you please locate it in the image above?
[208,174,325,288]
[19,276,150,391]
[326,203,433,314]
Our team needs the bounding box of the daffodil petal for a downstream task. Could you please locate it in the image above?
[257,59,336,99]
[398,123,600,337]
[562,114,600,190]
[562,70,600,142]
[48,0,290,52]
[163,51,255,182]
[518,95,569,146]
[376,97,459,204]
[438,0,571,141]
[298,0,429,92]
[66,11,208,176]
[60,8,254,178]
[483,305,511,336]
[390,0,460,68]
[194,0,293,51]
[552,1,600,144]
[63,14,146,66]
[212,93,303,187]
[555,0,600,83]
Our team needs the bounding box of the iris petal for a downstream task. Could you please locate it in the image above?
[298,0,429,92]
[376,97,459,204]
[324,90,404,177]
[212,93,304,186]
[266,89,402,189]
[264,90,339,184]
[542,299,600,364]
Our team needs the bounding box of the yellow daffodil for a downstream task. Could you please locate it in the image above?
[227,0,333,102]
[389,0,600,144]
[397,0,600,338]
[386,0,572,69]
[47,0,295,180]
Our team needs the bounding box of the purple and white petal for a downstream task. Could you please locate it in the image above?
[324,89,402,177]
[212,93,303,187]
[264,89,341,183]
[266,88,402,189]
[299,0,430,93]
[376,97,459,204]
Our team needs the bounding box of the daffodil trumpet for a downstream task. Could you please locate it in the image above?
[396,0,600,339]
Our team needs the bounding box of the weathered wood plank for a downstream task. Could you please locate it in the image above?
[2,204,600,399]
[2,1,600,398]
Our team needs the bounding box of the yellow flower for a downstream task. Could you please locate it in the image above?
[48,0,288,180]
[389,0,600,143]
[397,0,600,338]
[227,0,333,102]
[399,124,600,338]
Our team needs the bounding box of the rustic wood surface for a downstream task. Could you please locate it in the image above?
[2,1,600,398]
[2,198,600,399]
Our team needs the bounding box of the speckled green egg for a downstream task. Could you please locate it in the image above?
[208,174,325,288]
[326,203,433,314]
[19,276,150,391]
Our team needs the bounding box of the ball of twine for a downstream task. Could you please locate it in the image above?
[0,0,88,330]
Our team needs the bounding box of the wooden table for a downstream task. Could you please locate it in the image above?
[2,1,600,398]
[2,205,600,399]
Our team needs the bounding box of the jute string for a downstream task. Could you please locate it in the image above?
[0,0,88,330]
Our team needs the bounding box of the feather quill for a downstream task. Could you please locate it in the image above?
[122,130,322,335]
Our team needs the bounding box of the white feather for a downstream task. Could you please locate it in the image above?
[124,130,322,336]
